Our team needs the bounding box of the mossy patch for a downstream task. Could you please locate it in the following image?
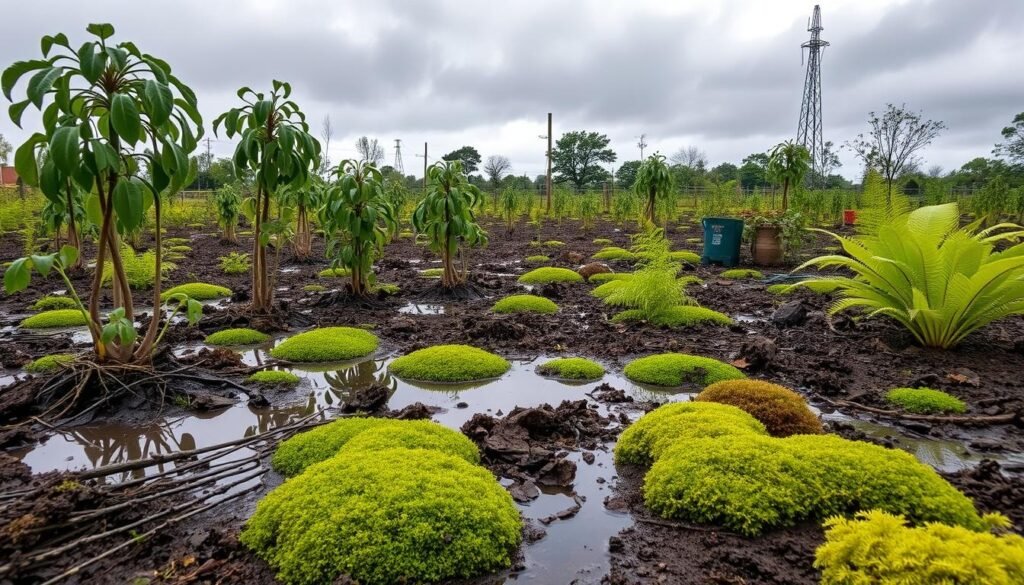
[318,267,352,278]
[720,269,764,280]
[592,238,613,245]
[537,357,604,381]
[542,240,565,247]
[419,268,443,278]
[205,328,271,346]
[272,417,390,477]
[592,279,627,299]
[611,306,733,328]
[337,419,480,465]
[25,353,76,373]
[589,272,632,283]
[524,255,550,264]
[31,296,78,311]
[269,327,379,363]
[389,344,510,383]
[161,282,232,301]
[696,379,823,436]
[885,387,966,414]
[374,283,400,295]
[685,237,702,244]
[668,250,701,264]
[623,353,745,387]
[518,267,583,285]
[20,309,88,329]
[592,247,636,261]
[248,370,301,386]
[492,295,558,315]
[303,284,327,293]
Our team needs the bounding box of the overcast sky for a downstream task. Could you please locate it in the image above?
[2,0,1022,180]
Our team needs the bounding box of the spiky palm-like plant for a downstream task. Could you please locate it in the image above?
[767,141,811,211]
[634,154,673,223]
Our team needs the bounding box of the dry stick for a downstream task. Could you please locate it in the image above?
[823,397,1020,426]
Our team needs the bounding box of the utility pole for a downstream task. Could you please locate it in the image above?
[203,136,212,191]
[636,134,648,159]
[414,142,428,190]
[546,113,553,212]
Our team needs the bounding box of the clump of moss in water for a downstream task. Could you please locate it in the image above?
[623,353,745,386]
[389,344,509,382]
[492,294,558,315]
[160,282,231,301]
[247,370,301,386]
[518,267,583,285]
[25,353,76,373]
[20,309,88,329]
[269,327,379,363]
[696,379,823,437]
[885,387,966,414]
[611,306,733,328]
[31,296,78,311]
[537,357,604,381]
[205,328,270,346]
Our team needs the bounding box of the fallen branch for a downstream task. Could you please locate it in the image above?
[822,397,1020,426]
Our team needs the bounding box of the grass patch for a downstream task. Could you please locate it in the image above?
[623,353,745,387]
[492,294,558,315]
[537,357,604,380]
[696,379,823,436]
[885,387,966,414]
[25,353,76,373]
[161,282,231,301]
[205,328,271,346]
[21,309,88,329]
[389,344,510,383]
[611,306,733,327]
[247,370,301,386]
[518,267,583,285]
[31,296,78,311]
[720,269,764,280]
[269,327,379,363]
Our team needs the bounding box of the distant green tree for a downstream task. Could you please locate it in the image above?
[767,141,811,210]
[616,160,642,189]
[442,146,482,173]
[738,153,771,189]
[0,132,11,165]
[709,162,738,184]
[552,131,616,190]
[995,112,1024,164]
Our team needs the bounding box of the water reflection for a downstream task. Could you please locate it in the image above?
[322,359,399,407]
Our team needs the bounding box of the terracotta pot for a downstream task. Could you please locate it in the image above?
[751,225,784,266]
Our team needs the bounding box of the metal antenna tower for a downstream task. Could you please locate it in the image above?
[796,4,829,180]
[393,139,405,175]
[636,134,648,159]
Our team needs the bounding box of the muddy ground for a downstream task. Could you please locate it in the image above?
[1,210,1023,584]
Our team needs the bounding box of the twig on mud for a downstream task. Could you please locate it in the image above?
[635,516,745,537]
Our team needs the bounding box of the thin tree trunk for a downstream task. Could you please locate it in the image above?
[251,187,268,313]
[782,178,790,211]
[293,204,311,260]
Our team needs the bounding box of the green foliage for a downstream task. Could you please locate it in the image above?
[320,160,397,296]
[389,344,510,382]
[766,141,811,209]
[518,267,583,285]
[592,246,636,261]
[589,272,632,283]
[635,153,674,222]
[337,420,480,465]
[551,131,616,189]
[601,229,696,324]
[412,161,487,287]
[499,188,520,234]
[611,306,733,328]
[492,294,558,315]
[248,370,301,385]
[612,189,640,225]
[815,510,1024,585]
[218,252,250,275]
[591,279,627,299]
[856,169,912,238]
[102,245,176,289]
[524,254,550,264]
[205,328,270,346]
[696,379,823,436]
[373,283,399,295]
[318,267,351,278]
[21,308,88,329]
[213,186,241,240]
[885,387,966,414]
[537,357,604,380]
[623,353,745,387]
[719,269,763,280]
[577,192,599,231]
[269,327,379,363]
[31,295,77,311]
[25,353,75,373]
[160,282,231,301]
[272,417,389,477]
[793,203,1024,348]
[242,448,521,585]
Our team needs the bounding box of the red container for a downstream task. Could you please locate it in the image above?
[843,210,857,225]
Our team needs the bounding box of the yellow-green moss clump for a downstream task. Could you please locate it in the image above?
[31,296,78,311]
[242,448,522,585]
[247,370,301,386]
[374,283,400,295]
[205,328,271,346]
[492,294,558,315]
[537,357,604,381]
[524,255,550,264]
[419,268,443,278]
[668,250,701,264]
[592,246,636,261]
[20,309,88,329]
[815,510,1024,585]
[518,267,583,285]
[272,417,389,477]
[160,282,232,301]
[269,327,379,363]
[389,344,510,383]
[886,387,966,414]
[25,353,76,373]
[303,284,327,293]
[623,353,745,387]
[696,379,823,437]
[318,267,351,278]
[719,269,764,280]
[593,238,613,245]
[589,272,632,284]
[611,306,733,328]
[542,240,565,247]
[338,420,480,465]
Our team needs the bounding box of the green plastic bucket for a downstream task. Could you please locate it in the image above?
[701,217,744,267]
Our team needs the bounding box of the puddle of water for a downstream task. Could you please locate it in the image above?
[733,314,764,323]
[398,303,446,315]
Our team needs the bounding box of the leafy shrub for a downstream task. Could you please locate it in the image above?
[537,357,605,380]
[623,353,745,387]
[389,344,510,382]
[219,252,251,275]
[21,309,88,329]
[589,272,632,283]
[601,229,700,325]
[885,387,966,414]
[419,267,443,278]
[338,420,480,465]
[205,328,271,346]
[524,255,550,264]
[518,267,583,285]
[696,379,823,436]
[815,510,1023,585]
[318,267,352,278]
[248,370,301,386]
[492,294,558,315]
[31,296,78,311]
[720,269,764,280]
[25,353,76,373]
[269,327,379,363]
[593,238,613,245]
[611,306,733,328]
[161,283,232,301]
[242,448,521,585]
[792,203,1024,348]
[272,417,389,477]
[592,247,636,261]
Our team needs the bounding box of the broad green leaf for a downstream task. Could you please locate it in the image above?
[110,92,141,145]
[112,178,144,231]
[30,254,55,277]
[58,246,79,269]
[4,258,31,293]
[49,125,81,175]
[8,99,31,128]
[26,67,62,108]
[143,79,173,126]
[86,23,115,40]
[2,59,50,101]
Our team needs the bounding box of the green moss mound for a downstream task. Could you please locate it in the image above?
[815,510,1024,585]
[389,344,510,383]
[25,353,76,373]
[611,306,733,328]
[592,279,628,300]
[272,417,389,477]
[766,283,791,295]
[318,267,351,278]
[589,272,632,284]
[168,245,192,253]
[696,379,823,436]
[163,237,190,246]
[623,353,745,387]
[886,387,966,414]
[205,328,271,346]
[492,294,558,315]
[242,448,522,585]
[537,357,604,381]
[374,283,400,295]
[668,250,701,264]
[160,282,232,301]
[303,284,326,293]
[518,267,583,285]
[31,296,78,311]
[593,238,613,245]
[524,255,550,264]
[720,269,764,280]
[592,246,636,261]
[248,370,301,385]
[419,268,443,278]
[542,240,565,247]
[338,420,480,465]
[269,327,379,363]
[20,309,88,329]
[678,275,703,287]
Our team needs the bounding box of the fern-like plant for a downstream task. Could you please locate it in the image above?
[790,202,1024,349]
[213,186,241,243]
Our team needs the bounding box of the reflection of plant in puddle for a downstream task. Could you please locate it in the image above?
[322,359,398,406]
[244,397,319,439]
[69,418,193,481]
